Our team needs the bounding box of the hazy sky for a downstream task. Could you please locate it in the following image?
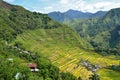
[3,0,120,13]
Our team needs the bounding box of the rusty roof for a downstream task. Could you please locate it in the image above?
[28,63,37,68]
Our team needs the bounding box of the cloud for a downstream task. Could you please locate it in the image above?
[77,1,114,13]
[31,6,54,13]
[42,0,120,13]
[3,0,120,13]
[43,6,53,12]
[60,0,69,4]
[3,0,15,3]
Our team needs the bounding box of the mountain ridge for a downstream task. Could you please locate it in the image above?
[48,9,107,22]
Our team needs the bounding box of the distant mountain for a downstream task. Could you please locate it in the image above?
[63,9,92,20]
[91,11,107,18]
[48,11,65,22]
[48,9,107,22]
[65,8,120,55]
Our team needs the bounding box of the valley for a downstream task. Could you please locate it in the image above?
[0,0,120,80]
[15,28,120,80]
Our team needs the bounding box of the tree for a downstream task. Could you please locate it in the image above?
[78,76,82,80]
[89,73,100,80]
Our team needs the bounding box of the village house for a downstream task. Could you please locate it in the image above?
[28,63,39,72]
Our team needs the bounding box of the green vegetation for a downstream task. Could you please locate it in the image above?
[97,69,120,80]
[15,28,120,80]
[0,41,77,80]
[0,1,78,80]
[107,64,120,71]
[89,73,100,80]
[0,0,120,80]
[64,8,120,56]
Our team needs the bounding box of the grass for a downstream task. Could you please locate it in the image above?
[15,28,120,80]
[97,69,120,80]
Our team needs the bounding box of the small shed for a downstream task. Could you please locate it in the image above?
[28,63,39,72]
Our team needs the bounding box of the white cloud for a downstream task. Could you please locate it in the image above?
[76,1,114,13]
[32,0,120,13]
[43,6,53,12]
[32,6,54,13]
[3,0,120,13]
[3,0,15,3]
[60,0,69,4]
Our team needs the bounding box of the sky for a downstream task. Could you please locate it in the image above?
[3,0,120,13]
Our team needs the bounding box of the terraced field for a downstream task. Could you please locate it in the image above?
[15,28,120,80]
[48,47,120,79]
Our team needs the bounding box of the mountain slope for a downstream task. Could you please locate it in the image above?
[48,9,107,22]
[15,26,120,80]
[91,11,107,18]
[0,1,81,80]
[65,8,120,55]
[48,11,65,22]
[0,0,93,50]
[0,1,120,80]
[0,0,93,80]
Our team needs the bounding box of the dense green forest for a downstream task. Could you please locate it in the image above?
[65,8,120,56]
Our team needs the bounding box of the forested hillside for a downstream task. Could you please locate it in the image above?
[0,0,84,80]
[65,8,120,56]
